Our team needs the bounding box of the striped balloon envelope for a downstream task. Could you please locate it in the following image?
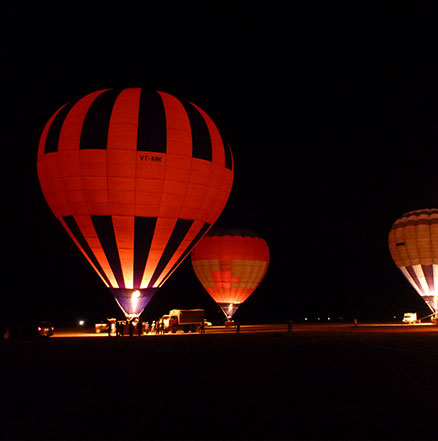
[191,228,269,319]
[388,209,438,315]
[37,89,233,319]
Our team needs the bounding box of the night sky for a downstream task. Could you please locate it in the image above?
[3,3,438,326]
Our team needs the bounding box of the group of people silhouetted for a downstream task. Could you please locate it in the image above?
[108,319,143,337]
[107,319,169,337]
[106,318,211,336]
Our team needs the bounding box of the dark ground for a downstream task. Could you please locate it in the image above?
[1,328,438,440]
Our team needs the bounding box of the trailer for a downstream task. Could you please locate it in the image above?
[162,309,205,333]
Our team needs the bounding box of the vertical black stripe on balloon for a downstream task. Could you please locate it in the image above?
[137,90,167,152]
[159,222,211,287]
[215,125,232,170]
[44,101,77,154]
[148,219,194,288]
[180,101,212,161]
[133,216,157,288]
[80,89,123,149]
[90,215,125,288]
[62,216,112,287]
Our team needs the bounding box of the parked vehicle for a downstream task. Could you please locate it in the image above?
[6,321,54,339]
[162,309,205,333]
[95,318,117,334]
[37,321,54,337]
[402,312,418,324]
[95,321,109,333]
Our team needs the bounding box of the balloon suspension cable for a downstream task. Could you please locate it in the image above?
[419,311,438,322]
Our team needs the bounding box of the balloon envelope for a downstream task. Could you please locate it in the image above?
[191,228,269,318]
[388,209,438,314]
[37,89,233,318]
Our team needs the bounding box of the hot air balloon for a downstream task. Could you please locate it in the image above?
[37,89,233,320]
[191,228,269,319]
[388,209,438,320]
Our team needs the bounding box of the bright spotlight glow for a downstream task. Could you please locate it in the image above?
[228,303,233,313]
[78,320,85,326]
[131,290,141,312]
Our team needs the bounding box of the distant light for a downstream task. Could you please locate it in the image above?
[317,317,320,321]
[304,317,308,321]
[327,317,331,320]
[78,320,85,326]
[393,315,396,319]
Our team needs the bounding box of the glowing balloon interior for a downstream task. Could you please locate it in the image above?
[191,229,269,319]
[37,89,233,319]
[389,209,438,316]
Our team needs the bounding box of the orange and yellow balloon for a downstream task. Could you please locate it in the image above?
[389,208,438,315]
[191,228,269,318]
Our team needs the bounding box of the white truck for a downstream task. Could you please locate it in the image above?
[402,312,418,324]
[162,309,205,333]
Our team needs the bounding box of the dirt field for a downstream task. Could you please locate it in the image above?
[1,326,438,440]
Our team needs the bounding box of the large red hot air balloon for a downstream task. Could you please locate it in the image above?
[389,209,438,319]
[37,89,233,320]
[191,228,269,319]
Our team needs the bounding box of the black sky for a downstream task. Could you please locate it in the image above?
[3,2,438,326]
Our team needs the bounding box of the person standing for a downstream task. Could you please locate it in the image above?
[116,321,122,337]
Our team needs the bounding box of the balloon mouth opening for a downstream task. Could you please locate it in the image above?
[111,288,158,319]
[218,302,240,319]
